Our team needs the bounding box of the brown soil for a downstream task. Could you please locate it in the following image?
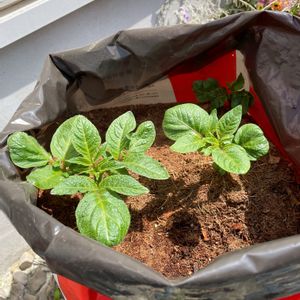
[37,103,300,279]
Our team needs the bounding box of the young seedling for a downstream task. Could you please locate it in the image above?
[192,73,254,114]
[163,104,269,174]
[7,112,169,246]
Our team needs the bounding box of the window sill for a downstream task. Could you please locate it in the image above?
[0,0,95,49]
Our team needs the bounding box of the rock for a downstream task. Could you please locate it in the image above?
[10,282,25,300]
[27,268,47,294]
[13,271,27,285]
[19,251,34,271]
[4,251,56,299]
[24,295,37,300]
[37,285,51,300]
[37,275,55,300]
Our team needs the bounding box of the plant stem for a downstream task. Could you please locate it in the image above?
[238,0,256,10]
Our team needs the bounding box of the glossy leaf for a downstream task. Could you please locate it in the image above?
[234,124,269,160]
[66,156,91,167]
[27,165,66,189]
[76,191,130,246]
[212,144,250,174]
[97,158,124,173]
[217,105,242,138]
[51,175,98,195]
[72,115,101,164]
[202,136,219,146]
[220,134,234,145]
[128,121,155,153]
[110,168,129,176]
[206,109,218,134]
[7,132,51,168]
[230,91,254,114]
[170,133,205,153]
[228,73,244,91]
[123,153,169,179]
[210,88,228,110]
[50,116,77,161]
[201,145,216,156]
[95,142,108,159]
[193,79,227,109]
[163,103,209,140]
[99,175,148,196]
[106,111,136,159]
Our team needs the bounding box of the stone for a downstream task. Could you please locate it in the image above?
[27,268,47,294]
[24,294,37,300]
[13,271,27,285]
[36,275,57,300]
[19,251,34,271]
[9,282,25,300]
[37,284,52,300]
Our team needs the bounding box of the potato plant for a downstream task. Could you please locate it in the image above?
[7,112,169,246]
[193,73,254,114]
[163,104,269,174]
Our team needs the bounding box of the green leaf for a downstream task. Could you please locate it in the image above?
[95,142,108,159]
[110,168,129,176]
[193,79,227,109]
[217,105,242,138]
[76,191,130,246]
[163,104,209,141]
[234,124,269,160]
[203,78,218,89]
[72,115,101,164]
[7,132,51,168]
[66,156,91,166]
[51,175,98,195]
[202,136,219,146]
[97,158,124,173]
[106,111,136,159]
[27,165,66,189]
[123,153,169,180]
[99,175,148,196]
[220,134,234,145]
[210,88,228,110]
[170,133,205,153]
[230,91,254,114]
[193,79,218,103]
[206,109,218,134]
[128,121,155,153]
[201,145,216,156]
[67,163,89,175]
[228,73,245,91]
[50,116,78,161]
[212,144,251,174]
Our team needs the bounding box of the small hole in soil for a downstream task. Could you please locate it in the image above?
[166,210,201,246]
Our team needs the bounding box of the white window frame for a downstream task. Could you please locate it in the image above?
[0,0,95,49]
[0,0,24,11]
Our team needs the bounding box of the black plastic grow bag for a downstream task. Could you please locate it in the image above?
[0,11,300,299]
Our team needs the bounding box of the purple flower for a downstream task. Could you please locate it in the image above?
[178,6,191,23]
